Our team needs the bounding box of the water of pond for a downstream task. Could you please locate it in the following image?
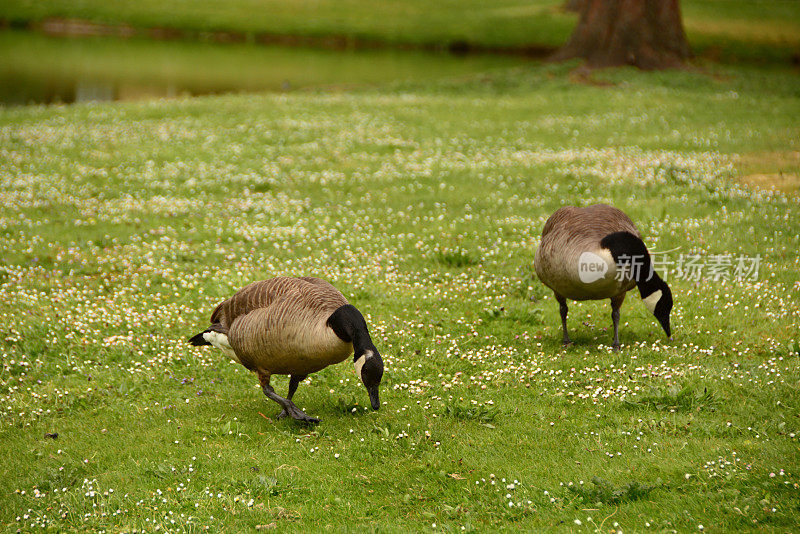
[0,30,530,106]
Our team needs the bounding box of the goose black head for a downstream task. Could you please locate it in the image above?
[642,280,673,338]
[354,349,384,410]
[327,304,385,411]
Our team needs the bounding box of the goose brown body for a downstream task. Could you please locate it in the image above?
[534,204,640,300]
[190,276,385,422]
[210,277,353,375]
[534,204,673,349]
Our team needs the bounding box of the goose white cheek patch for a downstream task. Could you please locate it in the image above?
[354,350,373,380]
[642,290,662,314]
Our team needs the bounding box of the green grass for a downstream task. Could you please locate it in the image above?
[1,63,800,531]
[1,0,799,62]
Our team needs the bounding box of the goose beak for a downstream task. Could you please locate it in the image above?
[367,385,380,411]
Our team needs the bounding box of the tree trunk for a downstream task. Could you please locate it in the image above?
[562,0,586,12]
[553,0,692,69]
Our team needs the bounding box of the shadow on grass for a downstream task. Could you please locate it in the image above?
[623,383,716,412]
[441,399,499,424]
[568,476,663,506]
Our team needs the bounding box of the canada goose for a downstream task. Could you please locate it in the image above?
[188,276,384,423]
[534,204,673,349]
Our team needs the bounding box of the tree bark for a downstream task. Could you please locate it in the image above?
[553,0,692,69]
[562,0,586,12]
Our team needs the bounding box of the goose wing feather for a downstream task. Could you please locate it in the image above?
[210,277,345,328]
[214,277,351,374]
[535,205,641,299]
[540,204,640,242]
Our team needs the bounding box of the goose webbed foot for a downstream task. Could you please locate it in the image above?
[612,342,621,352]
[259,371,320,424]
[277,374,314,422]
[273,400,320,424]
[275,406,319,423]
[281,405,320,424]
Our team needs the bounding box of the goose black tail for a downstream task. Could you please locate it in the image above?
[188,331,211,346]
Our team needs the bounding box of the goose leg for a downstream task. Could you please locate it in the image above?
[276,374,308,420]
[555,293,572,346]
[257,371,319,424]
[610,293,626,351]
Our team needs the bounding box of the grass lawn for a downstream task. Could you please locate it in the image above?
[1,62,800,531]
[1,0,799,62]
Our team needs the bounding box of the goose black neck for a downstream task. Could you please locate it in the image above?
[600,231,662,297]
[327,304,376,357]
[636,269,664,298]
